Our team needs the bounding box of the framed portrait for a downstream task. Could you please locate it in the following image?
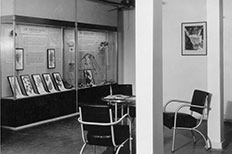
[42,73,57,92]
[47,49,55,69]
[52,72,66,91]
[20,75,37,96]
[7,76,24,98]
[15,48,24,70]
[31,74,48,94]
[181,22,207,56]
[83,69,95,87]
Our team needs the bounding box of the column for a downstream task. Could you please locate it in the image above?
[136,0,163,153]
[207,0,224,149]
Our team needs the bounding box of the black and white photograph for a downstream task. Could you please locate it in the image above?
[32,74,48,94]
[42,73,57,93]
[2,1,232,154]
[7,76,24,98]
[47,49,55,69]
[52,72,66,91]
[182,22,207,55]
[15,48,24,70]
[20,75,37,96]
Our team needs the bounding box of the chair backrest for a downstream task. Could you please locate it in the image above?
[79,104,113,135]
[190,89,209,114]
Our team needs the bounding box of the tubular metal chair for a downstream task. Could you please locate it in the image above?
[78,104,132,154]
[163,89,211,152]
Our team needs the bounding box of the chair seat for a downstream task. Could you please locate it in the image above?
[87,125,129,146]
[163,112,198,129]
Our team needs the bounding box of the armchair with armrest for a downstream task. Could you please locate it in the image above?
[78,104,132,154]
[163,89,211,152]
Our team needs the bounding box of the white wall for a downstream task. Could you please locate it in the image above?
[2,0,117,26]
[1,0,14,16]
[223,0,232,120]
[162,0,208,106]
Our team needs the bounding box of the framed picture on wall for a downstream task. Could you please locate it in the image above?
[15,48,24,70]
[47,49,55,69]
[181,22,207,56]
[42,73,57,92]
[20,75,37,96]
[31,74,48,94]
[52,72,66,91]
[7,76,24,98]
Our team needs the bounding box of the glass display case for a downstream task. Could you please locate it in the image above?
[0,16,118,127]
[0,16,77,127]
[77,29,118,88]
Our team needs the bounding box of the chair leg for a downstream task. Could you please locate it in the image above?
[191,130,196,143]
[193,129,211,150]
[171,128,176,153]
[80,143,87,154]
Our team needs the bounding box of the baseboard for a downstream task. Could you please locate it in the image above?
[1,112,80,131]
[211,140,226,150]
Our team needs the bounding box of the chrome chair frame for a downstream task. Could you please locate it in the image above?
[163,91,211,153]
[78,106,132,154]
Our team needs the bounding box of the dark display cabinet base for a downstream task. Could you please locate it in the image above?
[1,90,76,128]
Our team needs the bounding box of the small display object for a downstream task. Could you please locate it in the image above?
[15,48,24,70]
[47,49,56,69]
[83,69,95,87]
[20,75,37,96]
[42,73,57,93]
[52,72,67,91]
[181,22,207,56]
[31,74,48,94]
[7,76,25,98]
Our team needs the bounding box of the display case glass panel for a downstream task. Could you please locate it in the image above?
[77,29,117,88]
[1,21,76,99]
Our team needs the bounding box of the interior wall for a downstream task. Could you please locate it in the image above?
[223,0,232,120]
[1,0,14,16]
[162,0,208,108]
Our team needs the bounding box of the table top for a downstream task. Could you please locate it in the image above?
[102,94,136,104]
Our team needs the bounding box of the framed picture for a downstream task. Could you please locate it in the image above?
[42,73,57,92]
[31,74,48,94]
[15,48,24,70]
[83,69,95,87]
[20,75,37,96]
[181,22,207,56]
[52,72,66,91]
[47,49,55,69]
[7,76,24,98]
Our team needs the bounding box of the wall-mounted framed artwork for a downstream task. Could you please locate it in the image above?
[52,72,66,91]
[42,73,57,92]
[31,74,48,94]
[47,49,55,69]
[15,48,24,70]
[20,75,36,96]
[181,22,207,56]
[7,76,24,98]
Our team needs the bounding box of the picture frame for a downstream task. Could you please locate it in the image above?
[42,73,57,92]
[83,69,95,87]
[47,49,55,69]
[7,76,24,98]
[181,22,207,56]
[15,48,24,70]
[20,75,37,96]
[31,74,48,94]
[52,72,66,91]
